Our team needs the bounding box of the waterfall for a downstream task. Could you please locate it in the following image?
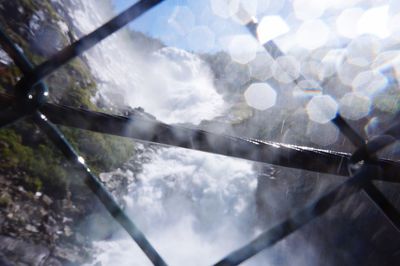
[90,146,261,265]
[65,1,264,265]
[66,0,225,124]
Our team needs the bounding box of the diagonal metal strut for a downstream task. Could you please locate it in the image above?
[1,93,399,183]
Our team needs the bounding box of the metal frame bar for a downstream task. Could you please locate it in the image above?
[0,1,399,265]
[0,1,167,265]
[214,164,380,265]
[14,0,165,97]
[1,92,400,183]
[212,12,400,265]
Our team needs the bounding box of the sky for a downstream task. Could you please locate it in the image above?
[110,0,397,55]
[111,0,250,52]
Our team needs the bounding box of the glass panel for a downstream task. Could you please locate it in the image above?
[249,190,400,266]
[1,1,400,266]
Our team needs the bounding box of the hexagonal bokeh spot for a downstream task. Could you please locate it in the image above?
[307,121,339,146]
[248,52,274,81]
[272,55,301,83]
[293,0,327,20]
[352,70,388,97]
[346,35,381,67]
[296,19,330,50]
[336,8,364,39]
[228,35,259,64]
[306,95,338,124]
[244,83,277,110]
[339,92,371,120]
[210,0,240,19]
[232,0,258,25]
[256,15,289,44]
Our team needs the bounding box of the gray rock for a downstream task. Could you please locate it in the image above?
[0,236,49,266]
[25,224,39,233]
[42,195,53,206]
[53,246,81,263]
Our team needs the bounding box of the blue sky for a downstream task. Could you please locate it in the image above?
[111,0,248,52]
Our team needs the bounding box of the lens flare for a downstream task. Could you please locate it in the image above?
[244,83,277,110]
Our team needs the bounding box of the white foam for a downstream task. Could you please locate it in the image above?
[89,148,259,266]
[67,0,225,125]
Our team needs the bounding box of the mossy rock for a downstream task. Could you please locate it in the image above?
[0,0,135,199]
[0,192,12,207]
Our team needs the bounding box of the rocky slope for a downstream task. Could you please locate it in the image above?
[1,1,400,265]
[0,168,91,265]
[0,1,137,264]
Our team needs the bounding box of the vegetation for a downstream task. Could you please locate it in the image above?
[0,0,135,198]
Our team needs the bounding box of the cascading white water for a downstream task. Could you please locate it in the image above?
[67,0,225,124]
[90,146,263,266]
[58,1,400,265]
[65,0,265,265]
